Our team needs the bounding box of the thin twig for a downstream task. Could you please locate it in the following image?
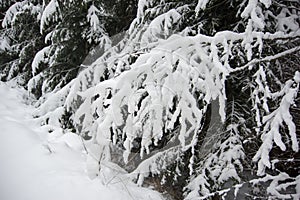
[231,46,300,73]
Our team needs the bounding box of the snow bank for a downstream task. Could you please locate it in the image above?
[0,81,164,200]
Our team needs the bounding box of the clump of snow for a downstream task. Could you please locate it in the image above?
[2,1,27,28]
[195,0,210,15]
[84,4,112,48]
[32,46,51,75]
[276,8,300,33]
[140,9,181,44]
[251,172,300,200]
[87,5,101,32]
[2,1,42,28]
[40,0,61,33]
[0,36,10,51]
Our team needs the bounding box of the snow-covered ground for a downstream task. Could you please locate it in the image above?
[0,82,163,200]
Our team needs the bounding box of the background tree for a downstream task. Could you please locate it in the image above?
[0,0,44,86]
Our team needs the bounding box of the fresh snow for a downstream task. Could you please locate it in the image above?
[0,81,164,200]
[0,36,10,51]
[32,46,51,75]
[40,0,61,33]
[87,5,101,32]
[1,1,27,28]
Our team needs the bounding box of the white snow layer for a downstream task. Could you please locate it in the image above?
[2,1,27,28]
[0,36,10,51]
[32,46,51,75]
[0,81,164,200]
[40,0,61,33]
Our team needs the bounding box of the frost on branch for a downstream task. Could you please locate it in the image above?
[253,71,300,176]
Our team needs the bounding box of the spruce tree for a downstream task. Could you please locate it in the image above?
[28,0,138,98]
[0,0,299,199]
[0,0,44,86]
[35,1,298,199]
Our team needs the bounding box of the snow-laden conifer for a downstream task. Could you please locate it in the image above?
[1,0,299,199]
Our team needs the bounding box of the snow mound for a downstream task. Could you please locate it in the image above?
[0,81,164,200]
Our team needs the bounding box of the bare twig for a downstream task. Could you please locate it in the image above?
[231,46,300,73]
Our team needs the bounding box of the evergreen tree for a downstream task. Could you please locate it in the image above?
[0,0,44,86]
[0,0,299,199]
[36,0,297,199]
[27,0,139,98]
[28,0,111,98]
